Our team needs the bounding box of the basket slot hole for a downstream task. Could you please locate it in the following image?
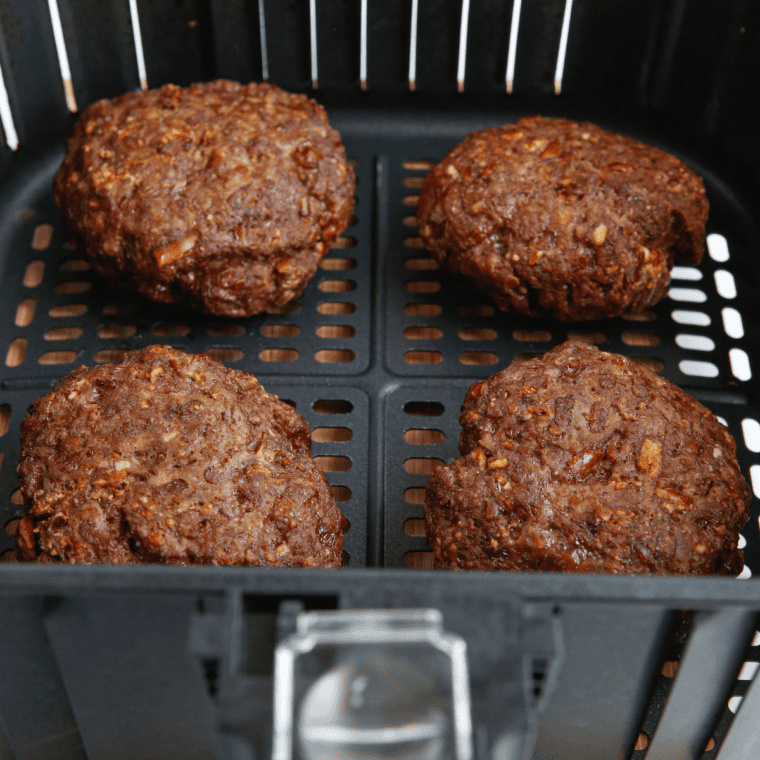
[404,487,426,504]
[514,352,541,363]
[208,324,246,337]
[671,310,710,326]
[206,348,243,363]
[312,427,352,443]
[671,266,702,281]
[403,216,419,227]
[403,176,425,188]
[6,338,27,367]
[622,331,660,347]
[405,303,442,316]
[153,324,190,337]
[11,489,22,505]
[634,734,649,751]
[404,429,445,445]
[262,325,300,338]
[259,349,299,363]
[316,325,354,339]
[403,237,426,248]
[715,270,737,299]
[317,302,356,315]
[404,257,438,271]
[103,303,137,316]
[661,661,679,678]
[44,327,82,341]
[404,518,426,537]
[707,233,730,262]
[313,456,352,473]
[728,696,744,713]
[50,304,87,318]
[622,310,656,322]
[403,160,435,171]
[15,299,36,327]
[404,551,433,568]
[729,348,751,381]
[459,328,497,341]
[60,259,91,272]
[31,224,53,250]
[405,350,443,365]
[669,287,706,303]
[737,661,759,680]
[405,326,442,340]
[318,280,356,293]
[98,325,137,339]
[675,334,714,352]
[630,357,664,373]
[567,330,605,345]
[403,458,443,474]
[331,485,351,503]
[315,350,354,363]
[39,350,78,365]
[23,261,44,288]
[330,236,357,250]
[458,305,494,318]
[5,518,20,536]
[738,565,754,580]
[320,257,356,271]
[404,401,444,416]
[313,399,353,415]
[94,349,127,363]
[722,308,744,338]
[679,360,718,378]
[55,281,91,295]
[460,351,498,366]
[268,302,302,314]
[513,329,550,342]
[0,550,18,563]
[0,404,10,436]
[405,281,440,294]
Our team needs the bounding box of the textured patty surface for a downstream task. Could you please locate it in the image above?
[54,80,355,316]
[416,116,708,321]
[424,341,749,574]
[16,346,344,566]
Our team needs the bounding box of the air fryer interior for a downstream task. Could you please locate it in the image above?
[1,0,759,571]
[1,2,760,759]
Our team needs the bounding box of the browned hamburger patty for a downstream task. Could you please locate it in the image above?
[53,80,356,317]
[15,346,345,566]
[416,116,708,321]
[424,341,749,574]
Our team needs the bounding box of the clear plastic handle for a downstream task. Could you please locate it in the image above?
[273,609,473,760]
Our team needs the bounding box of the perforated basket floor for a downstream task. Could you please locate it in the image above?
[1,111,759,576]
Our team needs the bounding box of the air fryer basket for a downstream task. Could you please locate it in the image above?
[0,1,759,759]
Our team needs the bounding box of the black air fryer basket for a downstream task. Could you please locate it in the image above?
[1,1,759,759]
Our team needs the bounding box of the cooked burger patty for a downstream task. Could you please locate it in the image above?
[54,80,355,317]
[424,341,749,574]
[16,346,345,566]
[416,116,708,321]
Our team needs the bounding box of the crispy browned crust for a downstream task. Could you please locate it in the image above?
[16,346,344,566]
[424,341,749,574]
[416,116,708,321]
[54,80,356,317]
